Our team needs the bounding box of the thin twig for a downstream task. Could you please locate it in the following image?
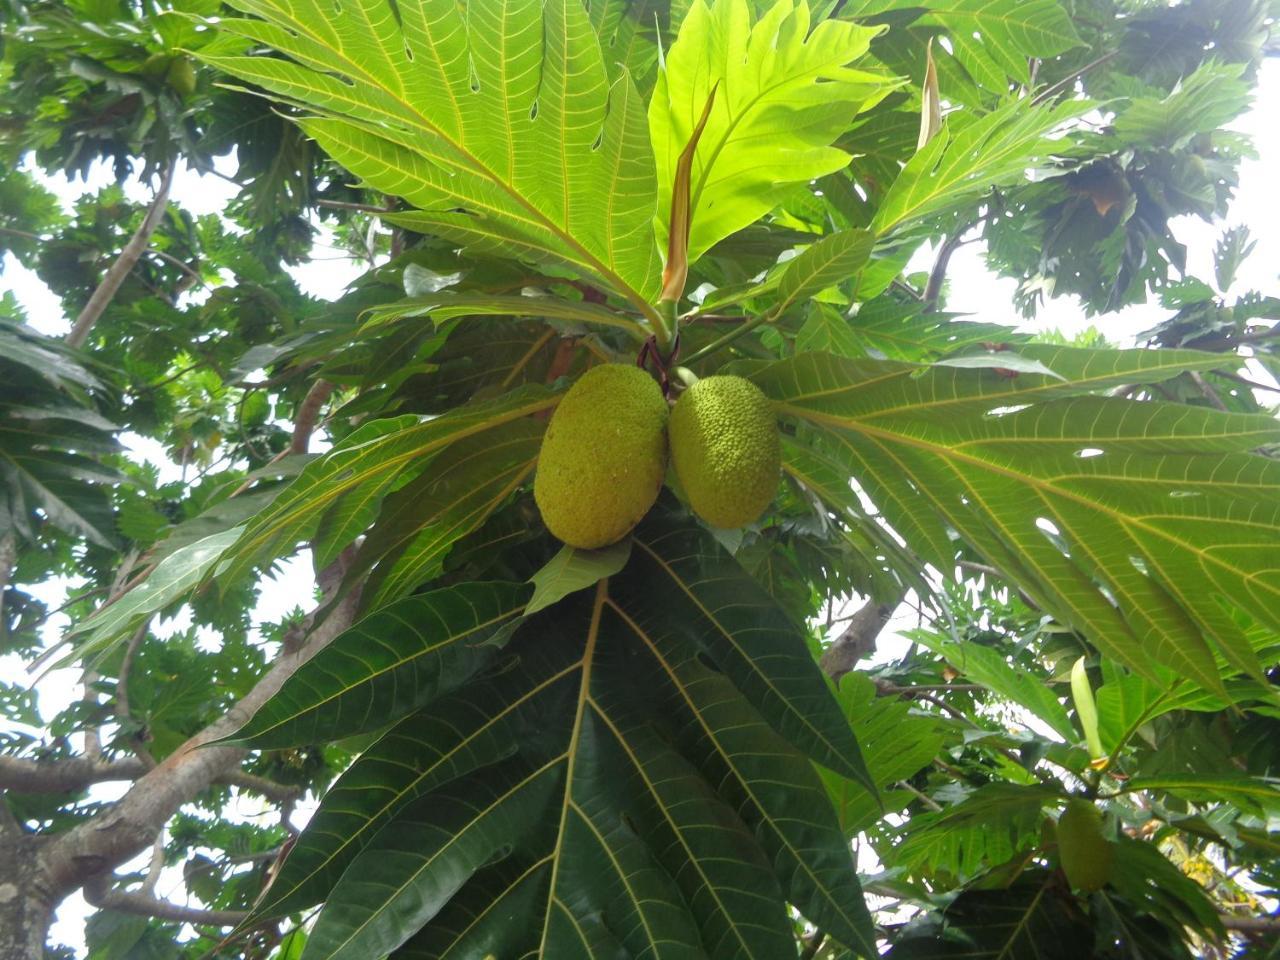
[799,931,827,959]
[884,683,986,694]
[924,228,970,309]
[897,780,944,812]
[316,198,394,214]
[0,532,15,629]
[117,620,156,767]
[84,873,247,928]
[1031,50,1119,106]
[1215,369,1280,394]
[1219,914,1280,934]
[219,771,302,804]
[146,247,205,288]
[1189,370,1229,411]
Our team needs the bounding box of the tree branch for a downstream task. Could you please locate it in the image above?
[1219,914,1280,934]
[0,754,149,793]
[924,230,968,309]
[145,247,205,289]
[1189,370,1229,412]
[39,579,362,898]
[289,379,335,455]
[820,595,901,681]
[1030,50,1119,105]
[84,874,247,928]
[219,771,302,804]
[66,158,177,349]
[142,832,165,896]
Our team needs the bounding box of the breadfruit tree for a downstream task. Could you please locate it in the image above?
[1,0,1278,957]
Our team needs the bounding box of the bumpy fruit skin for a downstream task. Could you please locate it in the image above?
[1057,799,1113,892]
[534,364,668,549]
[669,375,781,529]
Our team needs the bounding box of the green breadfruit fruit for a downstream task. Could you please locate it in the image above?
[534,364,668,549]
[1057,798,1114,892]
[669,375,781,530]
[166,56,197,97]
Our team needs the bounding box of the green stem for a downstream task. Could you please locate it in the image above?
[652,299,678,353]
[681,314,767,365]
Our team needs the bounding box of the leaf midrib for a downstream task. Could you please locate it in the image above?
[632,537,863,781]
[604,597,875,955]
[536,578,606,955]
[264,659,581,915]
[234,391,559,571]
[239,602,524,744]
[786,405,1275,627]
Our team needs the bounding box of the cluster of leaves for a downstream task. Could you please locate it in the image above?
[0,0,1277,958]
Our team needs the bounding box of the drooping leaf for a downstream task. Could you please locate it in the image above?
[1117,774,1280,817]
[224,581,532,749]
[1114,61,1252,151]
[886,868,1093,959]
[220,385,560,586]
[354,419,545,610]
[255,629,584,919]
[651,0,895,262]
[820,673,947,836]
[890,783,1059,878]
[273,507,876,958]
[908,633,1075,742]
[0,323,120,549]
[55,528,243,671]
[756,347,1280,694]
[358,292,649,340]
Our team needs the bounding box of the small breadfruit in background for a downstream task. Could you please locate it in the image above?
[669,375,781,529]
[534,364,668,549]
[1056,798,1114,892]
[166,56,197,97]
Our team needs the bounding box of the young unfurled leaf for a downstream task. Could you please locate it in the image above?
[651,0,897,263]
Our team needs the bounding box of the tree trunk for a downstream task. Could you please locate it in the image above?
[0,834,55,960]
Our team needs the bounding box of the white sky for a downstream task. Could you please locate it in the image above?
[1,59,1276,955]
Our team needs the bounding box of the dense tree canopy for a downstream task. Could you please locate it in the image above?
[1,0,1278,958]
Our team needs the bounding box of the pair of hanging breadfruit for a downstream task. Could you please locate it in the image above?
[534,365,780,549]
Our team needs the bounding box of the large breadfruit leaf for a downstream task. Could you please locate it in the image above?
[197,0,662,308]
[240,507,878,959]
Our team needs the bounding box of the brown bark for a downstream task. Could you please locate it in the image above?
[0,831,56,960]
[0,754,149,793]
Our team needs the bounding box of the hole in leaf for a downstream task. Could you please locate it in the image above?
[1035,517,1062,537]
